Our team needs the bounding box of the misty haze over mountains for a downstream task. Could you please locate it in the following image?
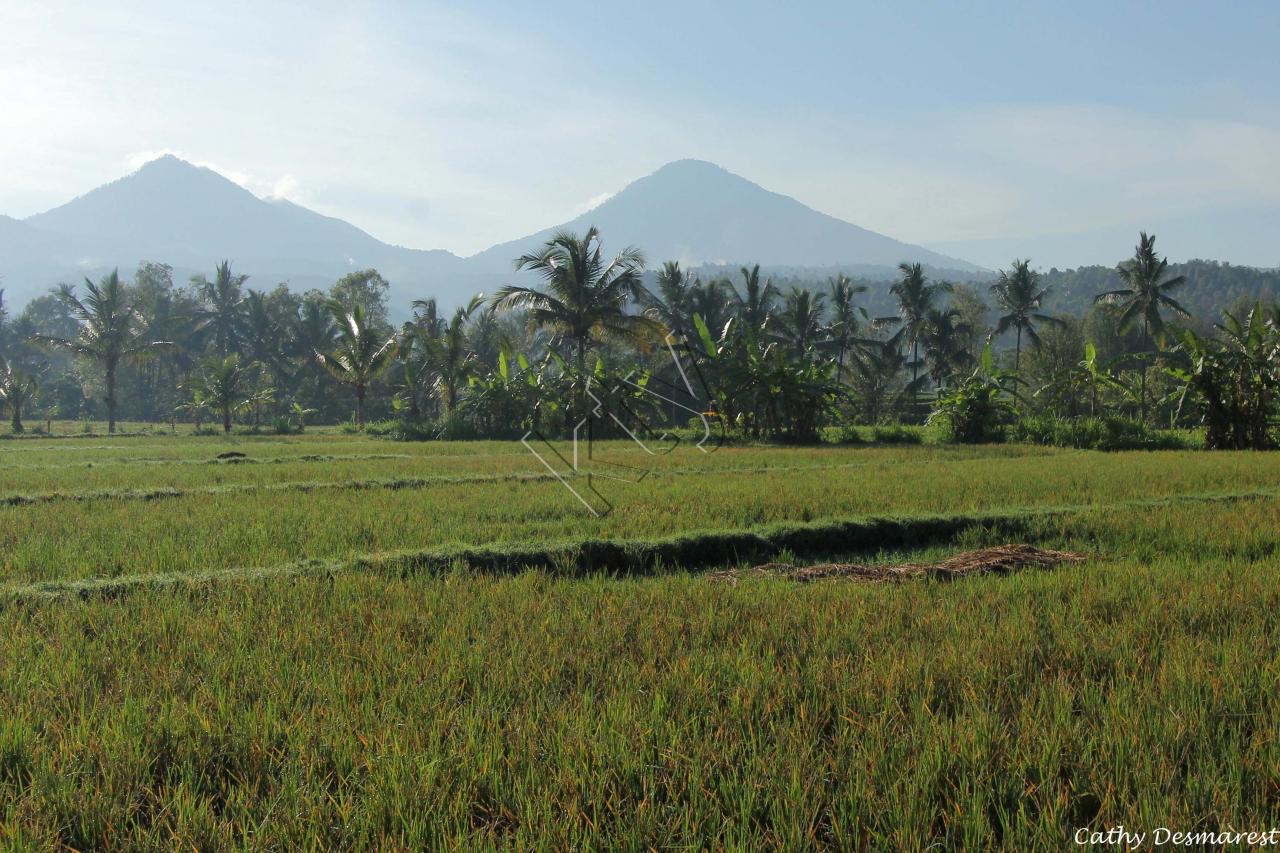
[0,156,982,311]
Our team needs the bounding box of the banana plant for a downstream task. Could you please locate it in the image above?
[1036,342,1135,417]
[0,356,41,433]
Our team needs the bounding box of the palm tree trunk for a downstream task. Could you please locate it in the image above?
[11,407,23,434]
[106,364,117,434]
[1015,326,1022,374]
[356,385,366,428]
[576,336,588,429]
[223,404,232,434]
[1140,324,1150,423]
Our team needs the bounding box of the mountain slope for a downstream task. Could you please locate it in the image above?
[467,159,981,275]
[2,156,983,310]
[21,156,463,303]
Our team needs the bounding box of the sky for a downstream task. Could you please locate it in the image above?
[2,0,1278,269]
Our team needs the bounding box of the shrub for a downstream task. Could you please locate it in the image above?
[871,425,924,445]
[271,415,299,435]
[928,378,1015,444]
[927,345,1019,444]
[826,425,867,445]
[1009,414,1187,451]
[366,414,484,442]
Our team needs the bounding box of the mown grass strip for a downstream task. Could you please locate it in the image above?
[6,487,1276,604]
[0,450,1068,506]
[0,430,171,442]
[0,472,560,506]
[0,453,415,472]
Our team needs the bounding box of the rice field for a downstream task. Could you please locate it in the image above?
[2,430,1278,847]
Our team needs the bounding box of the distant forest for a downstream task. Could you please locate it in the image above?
[749,259,1280,326]
[1,232,1278,444]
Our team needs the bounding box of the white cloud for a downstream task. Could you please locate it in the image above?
[571,191,616,217]
[123,149,305,204]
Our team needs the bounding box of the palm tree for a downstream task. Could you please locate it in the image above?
[688,277,733,342]
[31,269,168,433]
[990,259,1061,373]
[848,340,914,425]
[888,262,951,390]
[193,261,249,357]
[315,301,398,427]
[191,354,272,433]
[642,261,696,336]
[776,286,826,356]
[289,297,336,408]
[490,227,652,378]
[1094,232,1190,421]
[0,356,39,433]
[921,307,975,388]
[732,264,778,332]
[424,294,484,413]
[390,332,426,419]
[242,290,285,379]
[410,297,445,339]
[827,274,869,385]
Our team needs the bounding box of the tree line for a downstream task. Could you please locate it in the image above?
[0,229,1276,449]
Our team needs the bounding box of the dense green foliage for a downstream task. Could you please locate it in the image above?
[1040,258,1280,320]
[1,230,1278,448]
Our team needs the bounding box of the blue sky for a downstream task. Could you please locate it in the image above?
[2,0,1278,268]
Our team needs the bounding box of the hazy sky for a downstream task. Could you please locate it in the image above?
[2,0,1278,268]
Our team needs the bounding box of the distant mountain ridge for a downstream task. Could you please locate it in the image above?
[22,155,463,296]
[2,155,982,309]
[468,159,981,273]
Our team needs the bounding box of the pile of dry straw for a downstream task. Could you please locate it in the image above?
[709,544,1087,585]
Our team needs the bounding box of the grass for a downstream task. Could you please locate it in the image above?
[4,441,1280,585]
[1,431,1278,846]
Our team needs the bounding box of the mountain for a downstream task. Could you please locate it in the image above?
[1,155,982,310]
[467,159,981,275]
[16,155,463,305]
[0,216,94,301]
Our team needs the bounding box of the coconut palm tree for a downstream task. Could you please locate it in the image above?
[30,269,168,433]
[242,290,288,383]
[390,332,426,419]
[1094,232,1190,421]
[921,307,975,388]
[888,262,951,390]
[489,227,653,378]
[732,264,778,333]
[642,261,696,336]
[827,274,870,385]
[410,297,445,339]
[0,356,40,433]
[688,277,734,342]
[424,294,485,413]
[990,259,1061,373]
[776,286,827,356]
[315,301,398,427]
[288,297,336,410]
[193,260,249,357]
[191,354,272,433]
